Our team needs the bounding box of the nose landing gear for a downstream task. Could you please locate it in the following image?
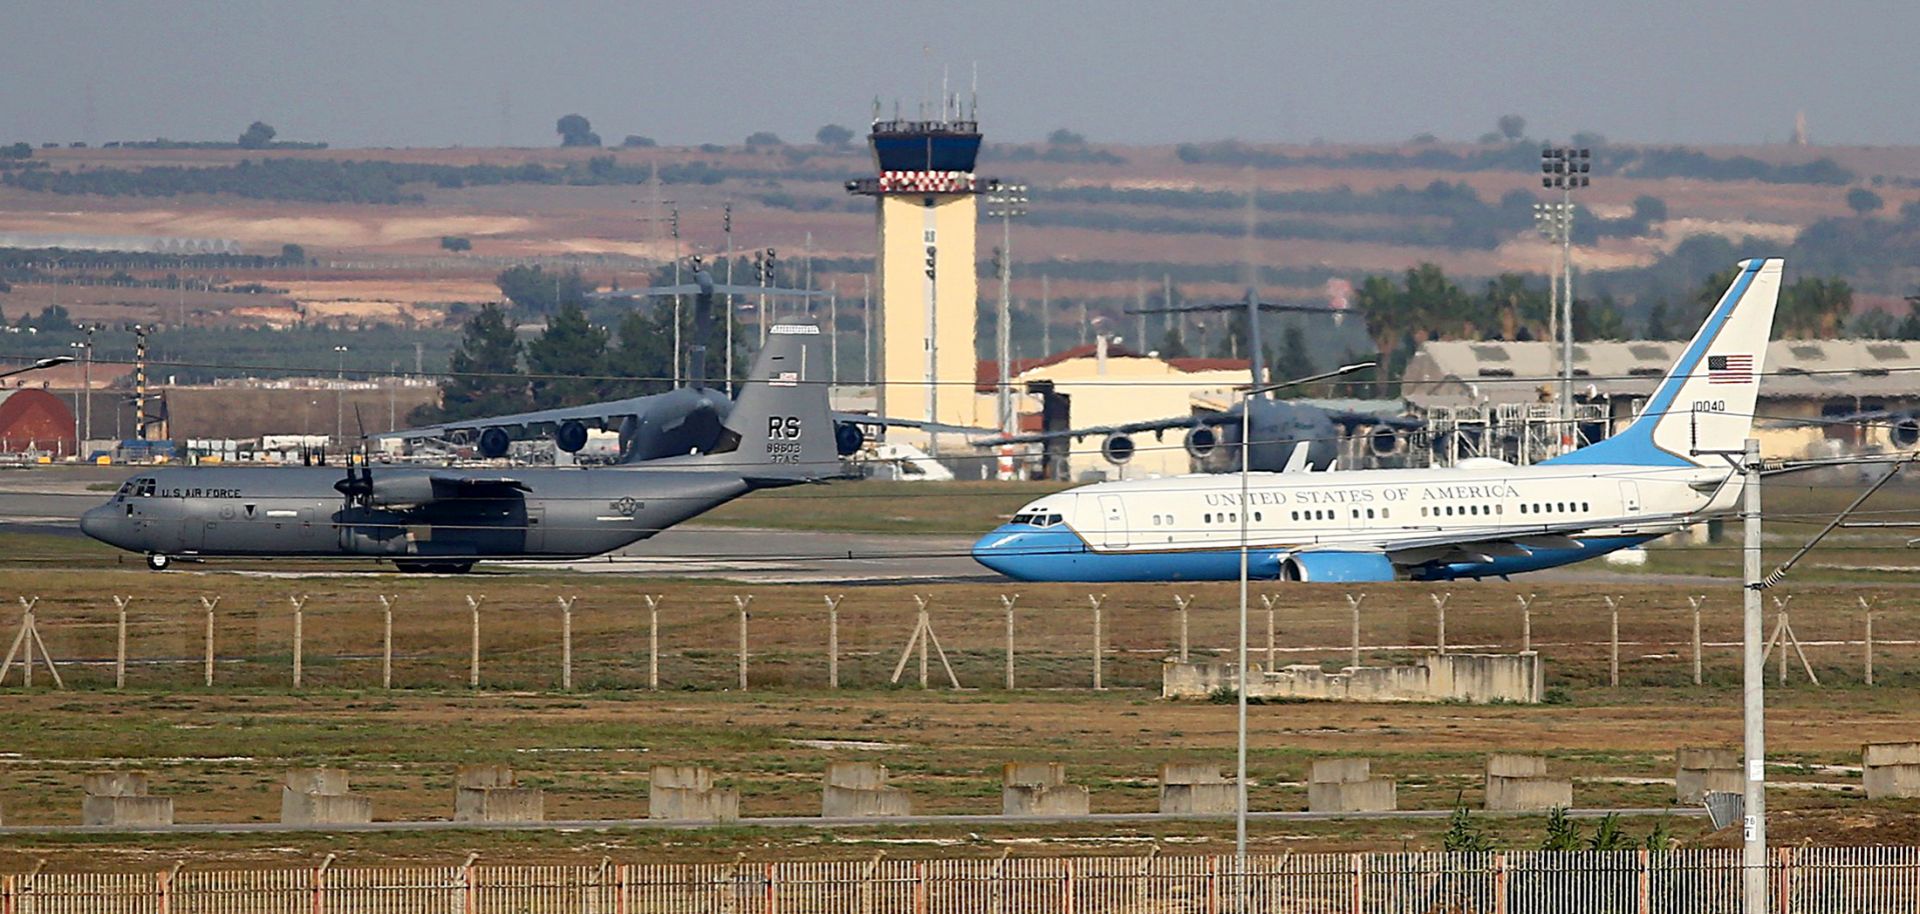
[145,553,172,571]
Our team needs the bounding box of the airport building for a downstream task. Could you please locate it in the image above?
[976,337,1251,478]
[1403,338,1920,457]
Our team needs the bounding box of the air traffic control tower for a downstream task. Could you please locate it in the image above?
[846,117,984,436]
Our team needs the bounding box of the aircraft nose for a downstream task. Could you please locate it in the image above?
[80,505,121,545]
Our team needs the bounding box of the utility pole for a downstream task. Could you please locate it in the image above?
[985,181,1027,436]
[723,203,735,396]
[1741,436,1767,914]
[669,206,682,387]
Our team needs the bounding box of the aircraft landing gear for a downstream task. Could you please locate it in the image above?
[394,561,475,575]
[145,553,172,571]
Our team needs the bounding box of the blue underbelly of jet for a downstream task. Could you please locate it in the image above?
[1411,534,1657,581]
[971,526,1291,582]
[972,525,1659,584]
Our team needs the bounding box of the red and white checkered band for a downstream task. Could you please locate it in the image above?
[877,170,975,193]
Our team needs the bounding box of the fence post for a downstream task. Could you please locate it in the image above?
[1173,594,1194,663]
[1515,593,1535,653]
[1349,853,1363,914]
[1860,595,1876,686]
[1001,594,1019,689]
[1602,594,1624,687]
[1688,595,1706,685]
[377,595,396,689]
[733,595,753,690]
[1345,593,1366,669]
[289,595,308,688]
[825,594,844,689]
[1088,594,1107,690]
[465,595,485,689]
[1431,592,1451,654]
[200,596,220,687]
[1259,594,1278,669]
[112,595,132,689]
[643,594,663,690]
[1637,847,1650,914]
[557,596,576,691]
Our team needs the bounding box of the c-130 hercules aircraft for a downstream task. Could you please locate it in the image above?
[80,325,841,573]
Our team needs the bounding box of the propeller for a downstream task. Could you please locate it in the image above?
[333,406,375,508]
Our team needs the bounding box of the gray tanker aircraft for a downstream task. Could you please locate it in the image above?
[79,325,841,573]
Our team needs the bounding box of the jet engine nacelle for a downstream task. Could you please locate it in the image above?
[1895,417,1920,449]
[1280,551,1397,583]
[1369,428,1403,456]
[1101,434,1136,465]
[552,420,589,453]
[834,421,865,457]
[1184,426,1219,459]
[477,427,512,459]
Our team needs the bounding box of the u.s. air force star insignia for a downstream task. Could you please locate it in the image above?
[610,496,639,517]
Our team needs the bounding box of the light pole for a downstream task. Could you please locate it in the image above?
[333,345,349,443]
[723,203,735,395]
[68,341,86,459]
[1539,146,1591,452]
[985,181,1028,437]
[1234,361,1375,873]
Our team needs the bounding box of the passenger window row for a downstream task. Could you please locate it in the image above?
[1519,502,1590,515]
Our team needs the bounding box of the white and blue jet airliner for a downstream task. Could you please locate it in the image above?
[972,258,1784,583]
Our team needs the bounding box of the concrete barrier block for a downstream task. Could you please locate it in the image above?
[1486,755,1550,779]
[280,790,373,826]
[1676,748,1742,771]
[823,784,913,817]
[453,786,544,823]
[1485,776,1572,811]
[825,761,891,790]
[83,772,151,797]
[1310,759,1372,784]
[1863,742,1920,768]
[1160,762,1229,786]
[1676,767,1743,804]
[1864,764,1920,800]
[285,767,351,795]
[1159,782,1238,815]
[82,795,173,826]
[650,765,714,792]
[1308,779,1396,813]
[1004,762,1068,787]
[1164,653,1541,703]
[455,764,518,789]
[650,786,741,821]
[1004,784,1091,816]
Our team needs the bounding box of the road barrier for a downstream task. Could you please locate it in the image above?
[1,847,1914,913]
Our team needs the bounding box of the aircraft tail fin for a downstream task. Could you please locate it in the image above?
[1544,258,1782,468]
[645,324,840,480]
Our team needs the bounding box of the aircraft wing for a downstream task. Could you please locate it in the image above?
[1319,408,1424,432]
[588,284,826,300]
[372,399,656,442]
[978,411,1236,446]
[1362,517,1680,568]
[426,472,531,495]
[833,412,1001,436]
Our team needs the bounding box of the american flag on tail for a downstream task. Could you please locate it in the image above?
[1707,354,1753,384]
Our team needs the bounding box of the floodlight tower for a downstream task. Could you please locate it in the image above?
[985,180,1028,437]
[1539,146,1591,451]
[846,107,986,445]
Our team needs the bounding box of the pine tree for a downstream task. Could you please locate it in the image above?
[524,302,610,408]
[428,303,527,422]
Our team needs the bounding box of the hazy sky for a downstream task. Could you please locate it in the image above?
[5,1,1915,149]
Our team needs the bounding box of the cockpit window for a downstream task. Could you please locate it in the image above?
[135,478,156,497]
[1010,511,1064,528]
[115,480,134,500]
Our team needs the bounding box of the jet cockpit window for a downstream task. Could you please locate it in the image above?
[1010,512,1063,527]
[114,480,134,500]
[135,478,156,497]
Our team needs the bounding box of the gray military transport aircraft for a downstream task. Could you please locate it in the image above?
[79,324,841,573]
